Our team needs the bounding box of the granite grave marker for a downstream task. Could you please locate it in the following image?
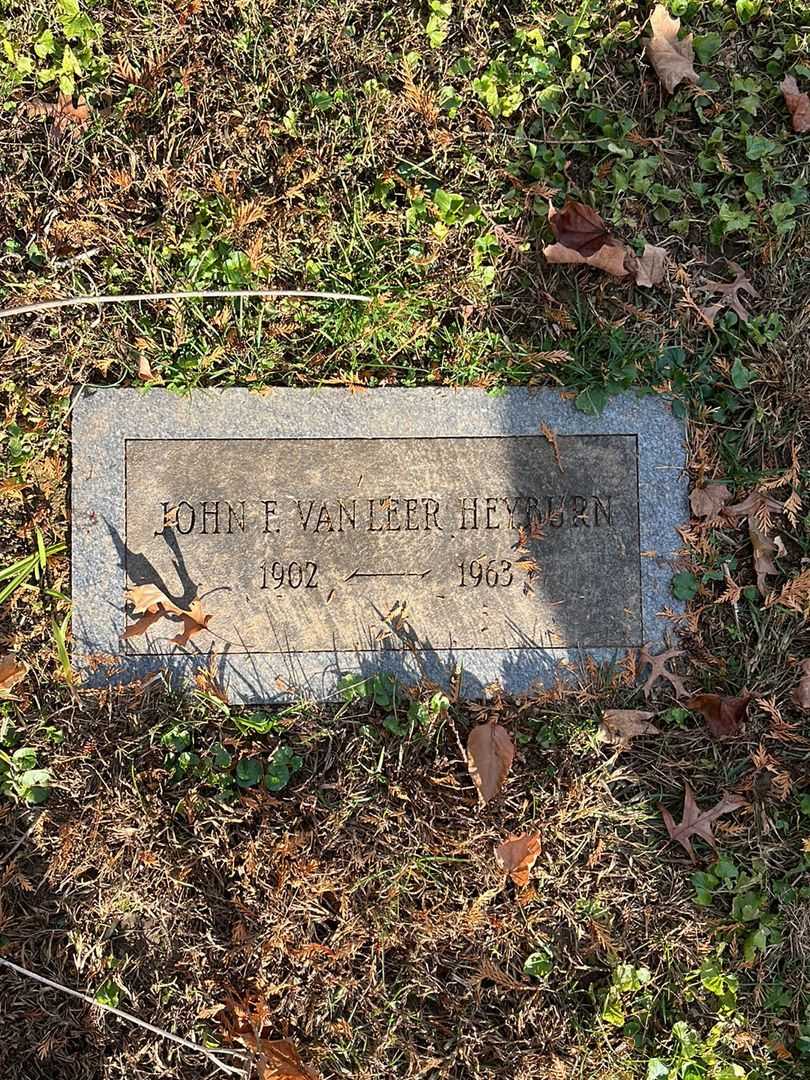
[72,388,686,701]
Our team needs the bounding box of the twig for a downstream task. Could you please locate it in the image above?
[0,814,41,867]
[0,288,373,320]
[0,957,247,1077]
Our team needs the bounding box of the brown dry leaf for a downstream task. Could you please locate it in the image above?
[699,263,759,326]
[543,200,629,278]
[749,520,778,594]
[688,692,752,739]
[494,833,541,886]
[253,1037,318,1079]
[171,599,213,647]
[643,4,699,94]
[28,92,91,137]
[689,483,731,520]
[792,660,810,711]
[0,654,28,700]
[660,783,747,862]
[629,244,668,287]
[126,583,186,617]
[121,608,164,640]
[467,720,515,803]
[639,645,690,699]
[124,587,211,644]
[599,709,660,749]
[781,75,810,133]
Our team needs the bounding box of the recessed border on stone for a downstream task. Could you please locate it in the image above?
[71,387,687,702]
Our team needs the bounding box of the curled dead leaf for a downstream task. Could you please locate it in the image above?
[781,75,810,133]
[0,654,28,699]
[599,709,660,749]
[688,692,751,739]
[543,200,629,278]
[494,833,541,886]
[467,720,515,803]
[643,4,699,94]
[660,783,746,862]
[689,483,731,520]
[749,520,779,595]
[792,660,810,711]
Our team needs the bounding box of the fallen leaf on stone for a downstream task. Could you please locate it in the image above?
[126,583,186,617]
[494,833,541,886]
[792,660,810,711]
[467,720,515,803]
[121,609,164,640]
[660,784,746,862]
[749,520,778,594]
[688,692,751,739]
[124,586,211,644]
[628,244,668,287]
[699,263,758,326]
[543,200,629,278]
[689,483,731,521]
[27,92,91,137]
[639,645,690,699]
[0,654,28,700]
[781,75,810,133]
[172,599,212,647]
[643,3,699,94]
[599,709,660,749]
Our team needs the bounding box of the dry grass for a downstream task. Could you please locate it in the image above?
[1,0,809,1076]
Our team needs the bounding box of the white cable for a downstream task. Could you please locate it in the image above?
[0,288,373,320]
[0,957,247,1077]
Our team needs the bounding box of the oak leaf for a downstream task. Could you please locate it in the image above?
[121,608,164,640]
[781,75,810,133]
[699,263,758,326]
[629,244,668,287]
[543,200,629,278]
[689,483,731,520]
[792,660,810,711]
[494,833,541,886]
[599,709,660,749]
[643,4,699,94]
[467,720,515,803]
[124,586,211,644]
[639,646,690,699]
[660,784,746,862]
[687,692,751,739]
[0,654,28,700]
[126,583,186,617]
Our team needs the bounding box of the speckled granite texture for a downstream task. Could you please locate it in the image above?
[71,387,687,702]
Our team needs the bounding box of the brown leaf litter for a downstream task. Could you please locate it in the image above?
[643,4,699,94]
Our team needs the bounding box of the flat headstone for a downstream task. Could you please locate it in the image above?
[71,387,686,701]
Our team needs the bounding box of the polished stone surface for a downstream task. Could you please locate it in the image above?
[72,388,686,701]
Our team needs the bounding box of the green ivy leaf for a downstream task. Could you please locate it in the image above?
[672,571,699,601]
[731,357,755,389]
